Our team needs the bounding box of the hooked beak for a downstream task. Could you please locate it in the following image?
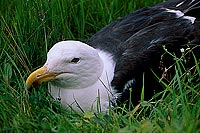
[26,65,59,88]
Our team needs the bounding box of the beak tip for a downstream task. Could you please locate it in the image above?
[26,79,40,89]
[25,66,54,89]
[26,79,32,89]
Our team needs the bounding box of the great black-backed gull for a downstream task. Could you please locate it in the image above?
[26,0,200,112]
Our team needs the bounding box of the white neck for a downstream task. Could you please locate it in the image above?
[48,50,116,112]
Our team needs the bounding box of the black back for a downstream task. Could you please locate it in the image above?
[87,0,200,105]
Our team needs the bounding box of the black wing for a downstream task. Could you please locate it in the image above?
[87,0,200,104]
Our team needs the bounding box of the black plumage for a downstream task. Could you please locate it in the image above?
[87,0,200,105]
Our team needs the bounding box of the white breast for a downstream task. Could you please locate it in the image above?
[48,50,116,113]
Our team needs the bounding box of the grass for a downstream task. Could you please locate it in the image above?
[1,0,200,132]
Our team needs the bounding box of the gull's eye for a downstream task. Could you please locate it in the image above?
[70,58,80,63]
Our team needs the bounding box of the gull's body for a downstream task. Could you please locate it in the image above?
[26,0,200,112]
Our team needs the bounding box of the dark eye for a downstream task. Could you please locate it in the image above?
[70,58,80,63]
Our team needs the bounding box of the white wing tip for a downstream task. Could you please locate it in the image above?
[183,16,196,24]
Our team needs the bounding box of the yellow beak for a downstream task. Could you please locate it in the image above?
[26,66,58,88]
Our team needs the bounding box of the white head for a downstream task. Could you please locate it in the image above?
[26,41,104,89]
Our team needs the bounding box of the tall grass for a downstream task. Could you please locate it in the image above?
[0,0,199,132]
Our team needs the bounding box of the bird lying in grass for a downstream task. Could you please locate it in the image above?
[26,0,200,113]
